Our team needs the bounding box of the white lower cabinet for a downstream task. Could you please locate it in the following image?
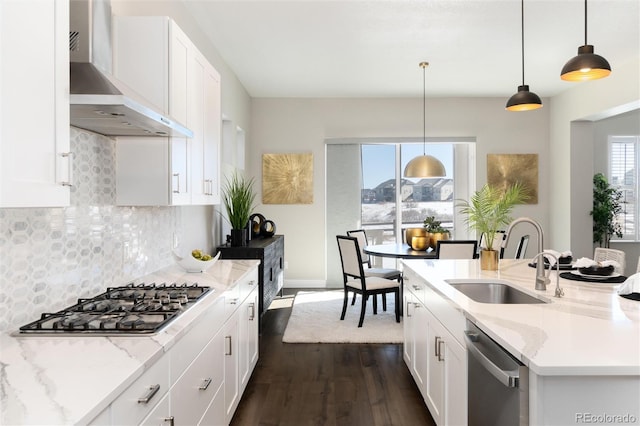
[403,269,467,426]
[89,266,259,425]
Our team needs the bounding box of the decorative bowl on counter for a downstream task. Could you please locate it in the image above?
[173,251,221,273]
[578,265,614,276]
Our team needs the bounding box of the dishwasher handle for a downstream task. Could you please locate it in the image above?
[464,330,520,388]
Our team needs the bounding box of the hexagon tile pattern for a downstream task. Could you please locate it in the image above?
[0,128,180,332]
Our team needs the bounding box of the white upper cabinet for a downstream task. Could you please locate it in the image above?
[113,16,220,206]
[0,0,71,208]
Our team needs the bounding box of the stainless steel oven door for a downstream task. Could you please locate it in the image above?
[464,320,529,426]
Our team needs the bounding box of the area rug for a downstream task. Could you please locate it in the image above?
[282,290,403,344]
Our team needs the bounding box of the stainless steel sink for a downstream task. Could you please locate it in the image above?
[446,280,548,304]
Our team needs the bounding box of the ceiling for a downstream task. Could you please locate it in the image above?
[183,0,639,99]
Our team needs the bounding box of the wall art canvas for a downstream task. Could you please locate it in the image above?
[262,153,313,204]
[487,153,538,204]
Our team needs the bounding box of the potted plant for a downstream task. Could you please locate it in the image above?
[423,215,450,249]
[222,172,256,247]
[456,183,529,270]
[591,173,623,248]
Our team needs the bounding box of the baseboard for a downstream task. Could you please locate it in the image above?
[283,279,336,289]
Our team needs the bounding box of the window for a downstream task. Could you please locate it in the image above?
[609,135,640,241]
[360,143,454,245]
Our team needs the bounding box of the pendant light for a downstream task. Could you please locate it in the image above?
[506,0,542,111]
[403,62,446,178]
[560,0,611,81]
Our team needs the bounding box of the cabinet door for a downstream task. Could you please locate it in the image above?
[171,328,225,425]
[402,290,414,368]
[412,302,430,392]
[240,287,259,391]
[223,311,240,424]
[0,0,70,207]
[425,311,445,426]
[443,336,467,426]
[189,50,219,205]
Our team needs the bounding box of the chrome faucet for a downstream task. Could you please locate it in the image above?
[503,217,546,290]
[502,216,544,254]
[532,252,564,297]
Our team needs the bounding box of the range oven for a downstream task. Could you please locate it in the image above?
[18,283,212,335]
[464,320,529,426]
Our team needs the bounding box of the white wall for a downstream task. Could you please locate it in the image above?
[549,56,640,261]
[250,97,550,286]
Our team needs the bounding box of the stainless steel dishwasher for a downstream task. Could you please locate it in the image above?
[464,320,529,426]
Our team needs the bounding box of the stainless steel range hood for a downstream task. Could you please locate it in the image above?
[69,0,193,138]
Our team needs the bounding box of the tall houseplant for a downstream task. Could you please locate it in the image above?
[591,173,623,248]
[222,172,256,247]
[457,183,529,269]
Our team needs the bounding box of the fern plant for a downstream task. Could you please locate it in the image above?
[222,173,256,230]
[457,183,529,251]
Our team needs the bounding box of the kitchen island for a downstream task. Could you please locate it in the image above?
[402,258,640,425]
[0,259,260,425]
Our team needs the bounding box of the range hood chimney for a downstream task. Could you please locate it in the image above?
[69,0,193,138]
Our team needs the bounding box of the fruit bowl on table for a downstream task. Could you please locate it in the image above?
[578,265,614,277]
[173,251,220,273]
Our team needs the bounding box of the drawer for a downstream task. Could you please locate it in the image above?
[223,282,241,319]
[238,268,259,301]
[403,268,425,303]
[111,354,170,426]
[170,329,225,425]
[170,296,225,383]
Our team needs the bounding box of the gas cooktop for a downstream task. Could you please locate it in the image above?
[18,283,212,335]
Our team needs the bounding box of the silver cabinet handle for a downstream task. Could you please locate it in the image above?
[249,302,255,320]
[225,335,232,356]
[199,378,213,390]
[405,301,412,317]
[137,384,160,404]
[163,416,174,426]
[248,280,256,286]
[437,339,445,362]
[60,152,74,187]
[228,298,238,305]
[413,285,420,291]
[172,173,180,193]
[434,336,441,358]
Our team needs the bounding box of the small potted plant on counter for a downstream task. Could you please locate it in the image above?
[423,215,450,250]
[222,172,256,247]
[457,182,529,270]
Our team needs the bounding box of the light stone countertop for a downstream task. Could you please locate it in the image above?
[401,258,640,376]
[0,259,259,426]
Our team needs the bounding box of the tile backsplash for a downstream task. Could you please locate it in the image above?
[0,128,181,332]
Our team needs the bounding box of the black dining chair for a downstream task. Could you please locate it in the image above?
[514,235,530,259]
[336,235,400,327]
[346,229,402,311]
[436,240,478,259]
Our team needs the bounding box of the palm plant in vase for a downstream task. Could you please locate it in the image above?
[222,172,256,247]
[457,183,529,269]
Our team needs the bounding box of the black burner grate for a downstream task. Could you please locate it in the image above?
[19,283,212,335]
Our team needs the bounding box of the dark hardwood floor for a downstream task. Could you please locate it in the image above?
[230,290,436,426]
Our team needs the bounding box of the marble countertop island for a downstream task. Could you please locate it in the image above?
[0,259,259,426]
[401,258,640,376]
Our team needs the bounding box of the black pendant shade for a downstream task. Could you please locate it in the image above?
[561,45,611,81]
[506,0,542,112]
[561,0,611,82]
[506,85,543,112]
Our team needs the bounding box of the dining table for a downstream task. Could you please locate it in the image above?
[364,243,437,259]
